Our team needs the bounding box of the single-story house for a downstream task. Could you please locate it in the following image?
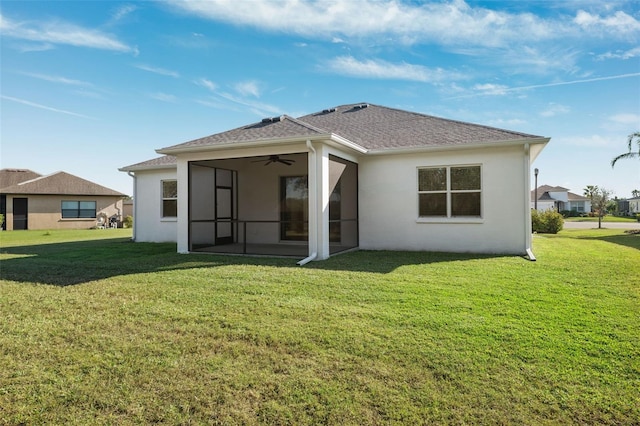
[120,103,549,263]
[628,197,640,215]
[0,169,127,230]
[530,185,591,213]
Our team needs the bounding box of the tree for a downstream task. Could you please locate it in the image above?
[632,189,640,198]
[591,188,613,229]
[583,185,599,212]
[611,131,640,167]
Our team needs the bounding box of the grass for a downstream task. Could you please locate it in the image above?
[1,229,638,425]
[565,215,638,223]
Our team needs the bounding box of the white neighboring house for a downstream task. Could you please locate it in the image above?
[531,185,591,213]
[629,197,640,214]
[120,103,549,262]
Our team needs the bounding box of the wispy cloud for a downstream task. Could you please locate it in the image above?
[462,72,640,98]
[596,46,640,61]
[134,64,180,78]
[540,103,570,117]
[20,72,93,87]
[149,92,177,103]
[1,95,93,119]
[194,78,217,92]
[108,4,138,25]
[609,113,640,125]
[166,0,640,48]
[0,13,137,54]
[326,56,465,83]
[234,80,261,98]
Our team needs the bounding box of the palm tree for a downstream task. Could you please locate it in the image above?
[583,185,599,213]
[611,131,640,167]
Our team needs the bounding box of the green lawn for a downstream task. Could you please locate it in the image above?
[565,215,639,223]
[1,229,638,425]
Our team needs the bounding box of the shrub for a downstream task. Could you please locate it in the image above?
[0,213,4,229]
[532,209,564,234]
[123,215,133,228]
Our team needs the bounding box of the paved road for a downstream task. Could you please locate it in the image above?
[564,221,640,229]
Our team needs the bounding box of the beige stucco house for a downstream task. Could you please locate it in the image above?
[0,169,127,231]
[121,103,549,263]
[531,185,591,213]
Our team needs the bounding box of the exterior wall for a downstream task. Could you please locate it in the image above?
[3,194,123,231]
[358,145,529,255]
[630,199,640,214]
[133,169,178,242]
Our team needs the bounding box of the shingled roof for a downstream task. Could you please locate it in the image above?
[158,103,545,154]
[119,155,177,172]
[0,171,126,196]
[0,169,42,188]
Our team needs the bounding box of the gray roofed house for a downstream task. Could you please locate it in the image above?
[531,185,591,213]
[1,169,126,231]
[122,102,550,261]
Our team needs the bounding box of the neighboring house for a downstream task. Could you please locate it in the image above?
[629,197,640,215]
[531,185,591,213]
[0,169,126,231]
[120,103,549,262]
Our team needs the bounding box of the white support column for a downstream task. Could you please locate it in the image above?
[177,158,189,253]
[316,144,331,260]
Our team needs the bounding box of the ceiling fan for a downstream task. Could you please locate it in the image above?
[252,155,296,166]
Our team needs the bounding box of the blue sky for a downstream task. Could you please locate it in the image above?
[1,0,639,198]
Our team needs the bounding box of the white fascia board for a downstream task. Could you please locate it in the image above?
[156,134,334,155]
[328,134,369,154]
[118,164,177,172]
[365,137,550,156]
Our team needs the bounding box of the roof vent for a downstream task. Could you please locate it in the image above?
[261,116,283,123]
[354,103,369,110]
[322,107,336,113]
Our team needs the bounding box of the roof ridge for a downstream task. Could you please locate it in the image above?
[283,114,330,134]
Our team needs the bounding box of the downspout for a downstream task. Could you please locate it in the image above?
[524,144,536,261]
[298,140,317,266]
[127,171,137,242]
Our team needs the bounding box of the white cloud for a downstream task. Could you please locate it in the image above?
[596,46,640,60]
[166,0,639,48]
[234,80,261,98]
[326,56,464,83]
[473,83,509,96]
[110,4,138,24]
[609,113,640,125]
[0,13,137,54]
[1,94,93,119]
[195,78,217,92]
[574,10,640,34]
[149,92,177,102]
[21,72,93,86]
[540,103,570,117]
[134,64,180,78]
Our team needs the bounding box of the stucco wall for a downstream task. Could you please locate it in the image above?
[3,194,123,231]
[358,145,528,255]
[133,169,178,242]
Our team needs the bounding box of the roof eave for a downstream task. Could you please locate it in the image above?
[365,137,550,155]
[156,134,335,155]
[119,164,177,172]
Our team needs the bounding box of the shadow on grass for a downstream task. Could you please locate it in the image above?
[577,232,640,251]
[0,236,514,286]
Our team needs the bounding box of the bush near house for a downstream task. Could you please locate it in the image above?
[123,215,133,228]
[532,209,564,234]
[0,213,4,229]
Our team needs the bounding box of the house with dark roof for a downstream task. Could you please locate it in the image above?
[530,185,591,213]
[120,103,549,262]
[0,169,126,230]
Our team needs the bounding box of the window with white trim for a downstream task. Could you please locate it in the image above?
[162,180,177,218]
[418,165,481,217]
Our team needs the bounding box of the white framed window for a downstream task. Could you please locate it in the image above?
[418,165,481,218]
[161,180,177,218]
